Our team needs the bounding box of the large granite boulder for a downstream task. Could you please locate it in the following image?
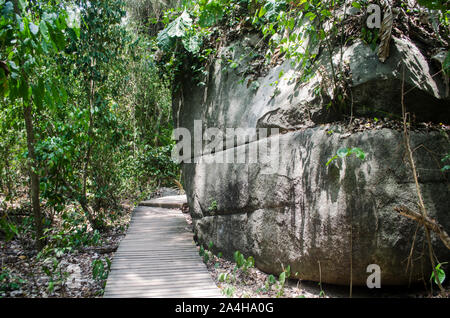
[183,127,449,285]
[173,33,450,285]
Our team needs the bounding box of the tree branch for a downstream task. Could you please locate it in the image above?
[394,205,450,250]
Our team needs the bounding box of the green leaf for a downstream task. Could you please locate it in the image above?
[443,51,450,75]
[39,20,49,40]
[337,148,349,158]
[279,271,286,285]
[350,147,366,160]
[258,6,267,18]
[441,165,450,172]
[8,60,19,71]
[268,274,277,285]
[1,1,13,16]
[247,256,255,268]
[352,2,361,9]
[430,263,446,285]
[264,0,288,21]
[182,33,202,54]
[18,0,26,11]
[29,22,38,35]
[32,78,44,109]
[157,11,192,51]
[198,0,224,27]
[48,281,54,292]
[19,78,29,100]
[417,0,448,10]
[48,26,65,51]
[326,155,338,166]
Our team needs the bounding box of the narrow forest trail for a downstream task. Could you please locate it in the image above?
[103,195,222,298]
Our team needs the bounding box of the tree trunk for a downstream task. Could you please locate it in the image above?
[23,103,44,250]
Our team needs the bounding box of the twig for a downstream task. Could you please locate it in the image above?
[400,65,445,293]
[403,69,443,96]
[394,205,450,250]
[406,222,420,287]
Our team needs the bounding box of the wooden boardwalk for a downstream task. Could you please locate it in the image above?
[104,196,222,298]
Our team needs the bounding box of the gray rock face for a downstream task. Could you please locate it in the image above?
[174,36,448,144]
[174,34,450,285]
[183,128,449,285]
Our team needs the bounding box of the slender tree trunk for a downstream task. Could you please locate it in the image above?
[23,103,44,250]
[83,61,95,198]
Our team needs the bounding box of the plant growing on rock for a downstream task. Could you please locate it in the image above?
[326,147,366,166]
[233,250,255,273]
[208,199,218,213]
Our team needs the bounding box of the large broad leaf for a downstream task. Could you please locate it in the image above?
[32,78,44,109]
[157,11,192,51]
[39,20,49,40]
[48,24,65,51]
[18,77,29,100]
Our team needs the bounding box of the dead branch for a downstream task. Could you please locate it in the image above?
[394,206,450,250]
[400,65,445,293]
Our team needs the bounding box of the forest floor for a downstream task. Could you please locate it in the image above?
[0,191,133,298]
[202,253,450,298]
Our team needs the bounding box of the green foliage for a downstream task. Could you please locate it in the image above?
[257,0,288,22]
[361,26,379,51]
[417,0,449,10]
[430,262,447,285]
[0,0,72,102]
[0,217,18,241]
[223,285,235,297]
[233,250,254,272]
[157,10,194,51]
[276,265,290,297]
[267,274,277,285]
[443,52,450,75]
[326,147,366,166]
[441,153,450,172]
[218,272,230,282]
[198,0,225,27]
[199,245,205,257]
[208,199,218,212]
[203,251,210,263]
[0,0,179,246]
[38,209,103,255]
[39,255,69,293]
[0,268,26,293]
[92,258,111,281]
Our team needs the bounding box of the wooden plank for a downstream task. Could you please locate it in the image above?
[139,195,187,209]
[103,203,221,298]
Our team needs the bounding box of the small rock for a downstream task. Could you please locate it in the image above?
[10,290,23,297]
